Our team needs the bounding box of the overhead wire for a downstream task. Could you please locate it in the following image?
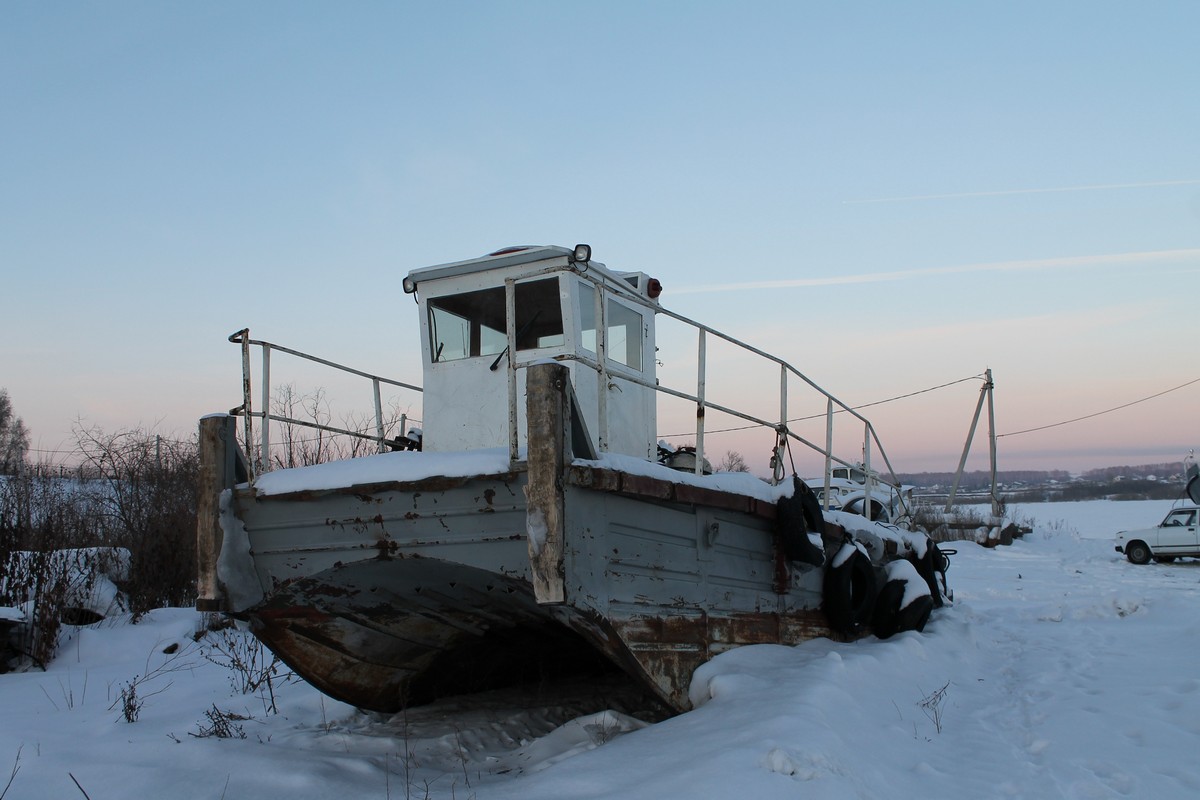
[659,373,986,439]
[997,376,1200,438]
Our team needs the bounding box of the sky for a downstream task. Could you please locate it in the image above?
[3,1,1198,474]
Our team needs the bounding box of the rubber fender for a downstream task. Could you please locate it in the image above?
[776,476,825,567]
[871,579,905,640]
[872,576,935,639]
[897,594,934,633]
[791,476,826,538]
[823,545,877,635]
[912,543,944,608]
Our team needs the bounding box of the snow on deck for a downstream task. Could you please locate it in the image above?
[251,448,517,495]
[251,447,794,503]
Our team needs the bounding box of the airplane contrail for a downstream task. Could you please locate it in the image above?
[671,248,1200,295]
[844,179,1200,205]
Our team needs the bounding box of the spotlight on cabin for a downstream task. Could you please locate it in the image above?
[571,243,592,264]
[403,276,417,294]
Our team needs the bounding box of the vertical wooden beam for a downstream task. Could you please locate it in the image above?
[525,362,568,604]
[196,414,235,611]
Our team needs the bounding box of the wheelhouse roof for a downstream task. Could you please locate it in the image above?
[405,246,596,287]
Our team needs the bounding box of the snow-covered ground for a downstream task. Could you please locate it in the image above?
[2,498,1198,799]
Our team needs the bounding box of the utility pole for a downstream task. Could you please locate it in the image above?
[946,369,999,518]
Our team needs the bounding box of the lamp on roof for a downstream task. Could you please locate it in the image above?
[571,243,592,264]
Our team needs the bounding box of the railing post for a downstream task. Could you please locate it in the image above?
[863,424,872,521]
[694,329,706,474]
[505,278,519,464]
[260,344,271,473]
[776,364,787,483]
[824,397,833,510]
[373,378,385,454]
[238,330,256,479]
[595,286,609,453]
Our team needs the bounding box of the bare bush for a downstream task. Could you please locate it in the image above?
[201,627,292,713]
[1,467,128,667]
[1,424,199,666]
[0,745,20,800]
[918,681,951,734]
[190,705,250,739]
[117,678,144,723]
[73,425,198,613]
[266,383,415,470]
[107,643,198,723]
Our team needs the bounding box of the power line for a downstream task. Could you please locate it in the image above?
[998,376,1200,438]
[812,374,986,416]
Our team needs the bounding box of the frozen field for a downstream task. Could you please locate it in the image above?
[1,499,1197,799]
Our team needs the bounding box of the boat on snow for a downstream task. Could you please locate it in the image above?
[195,244,950,714]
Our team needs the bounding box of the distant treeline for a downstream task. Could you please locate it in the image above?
[895,470,1071,490]
[898,462,1188,490]
[1077,462,1186,482]
[898,462,1193,503]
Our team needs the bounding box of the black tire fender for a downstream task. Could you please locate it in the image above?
[912,542,944,608]
[823,544,877,635]
[776,476,826,567]
[871,579,905,640]
[896,593,934,633]
[872,571,935,639]
[792,477,826,539]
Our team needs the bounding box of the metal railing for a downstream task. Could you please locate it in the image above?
[498,264,912,520]
[225,265,911,520]
[227,329,423,478]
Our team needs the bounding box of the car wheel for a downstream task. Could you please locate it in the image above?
[1125,541,1151,565]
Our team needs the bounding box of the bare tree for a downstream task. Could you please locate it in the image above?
[266,383,415,469]
[717,450,750,473]
[73,425,198,612]
[0,390,29,475]
[271,384,333,469]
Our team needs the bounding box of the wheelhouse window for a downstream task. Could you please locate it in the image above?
[578,284,644,372]
[428,278,564,362]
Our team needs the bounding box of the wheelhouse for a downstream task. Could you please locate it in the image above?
[403,246,661,459]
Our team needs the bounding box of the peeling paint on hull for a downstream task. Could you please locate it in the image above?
[226,468,831,714]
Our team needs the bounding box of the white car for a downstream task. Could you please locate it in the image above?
[1115,506,1200,564]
